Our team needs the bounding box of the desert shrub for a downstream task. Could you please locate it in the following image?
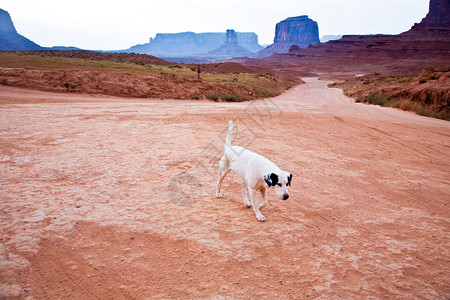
[268,91,281,97]
[221,95,249,102]
[399,99,413,111]
[189,66,196,72]
[428,73,440,80]
[63,82,77,90]
[222,95,237,102]
[391,100,401,108]
[237,96,249,101]
[418,77,427,84]
[364,92,390,106]
[168,64,182,69]
[191,94,200,100]
[206,94,219,101]
[327,83,337,88]
[416,106,434,118]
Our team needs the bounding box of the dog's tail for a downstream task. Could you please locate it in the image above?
[225,120,233,149]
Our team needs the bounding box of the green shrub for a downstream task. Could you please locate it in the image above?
[191,94,200,100]
[221,95,249,102]
[222,95,237,102]
[418,77,427,84]
[327,83,337,88]
[168,64,182,69]
[206,94,219,101]
[365,92,390,106]
[237,96,249,101]
[268,91,281,97]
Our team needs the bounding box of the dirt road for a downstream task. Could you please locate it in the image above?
[1,79,449,298]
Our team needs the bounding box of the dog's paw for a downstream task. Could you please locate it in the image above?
[244,200,252,208]
[216,193,223,198]
[256,213,266,222]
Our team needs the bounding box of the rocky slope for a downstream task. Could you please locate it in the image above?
[0,8,43,50]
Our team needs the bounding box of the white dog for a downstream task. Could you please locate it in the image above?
[216,120,292,221]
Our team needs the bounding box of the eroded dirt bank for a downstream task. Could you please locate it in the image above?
[0,79,449,298]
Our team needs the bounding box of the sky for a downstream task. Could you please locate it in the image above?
[2,0,430,50]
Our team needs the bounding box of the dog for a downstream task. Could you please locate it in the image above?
[216,120,292,221]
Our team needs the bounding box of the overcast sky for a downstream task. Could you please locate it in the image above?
[3,0,429,50]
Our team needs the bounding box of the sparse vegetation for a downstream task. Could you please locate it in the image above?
[0,51,297,100]
[206,94,219,101]
[333,67,450,120]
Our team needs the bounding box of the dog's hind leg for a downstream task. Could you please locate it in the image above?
[249,188,266,222]
[216,154,229,198]
[242,182,251,207]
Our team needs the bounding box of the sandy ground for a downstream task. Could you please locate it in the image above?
[0,78,449,299]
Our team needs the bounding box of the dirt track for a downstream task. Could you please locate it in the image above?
[0,78,449,298]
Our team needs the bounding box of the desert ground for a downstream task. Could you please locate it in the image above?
[0,78,449,298]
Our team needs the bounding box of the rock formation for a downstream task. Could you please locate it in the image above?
[207,29,254,59]
[0,8,42,50]
[257,15,320,58]
[411,0,450,29]
[0,8,16,33]
[248,0,450,74]
[124,31,263,59]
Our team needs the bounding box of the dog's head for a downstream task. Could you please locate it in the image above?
[264,171,292,200]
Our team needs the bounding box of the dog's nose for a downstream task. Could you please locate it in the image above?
[283,194,289,200]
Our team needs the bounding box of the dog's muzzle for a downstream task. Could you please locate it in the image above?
[282,194,289,200]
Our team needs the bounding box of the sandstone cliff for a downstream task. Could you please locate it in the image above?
[411,0,450,29]
[274,0,450,73]
[257,15,320,58]
[0,8,42,50]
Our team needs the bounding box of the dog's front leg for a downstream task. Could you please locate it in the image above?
[259,188,268,209]
[249,188,266,222]
[242,182,251,207]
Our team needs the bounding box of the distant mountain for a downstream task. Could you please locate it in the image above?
[320,35,343,43]
[122,31,263,58]
[206,29,254,59]
[0,8,43,50]
[47,46,83,51]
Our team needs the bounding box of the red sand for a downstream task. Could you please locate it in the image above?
[0,79,449,298]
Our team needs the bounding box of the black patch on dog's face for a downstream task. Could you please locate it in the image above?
[264,173,279,187]
[287,173,292,186]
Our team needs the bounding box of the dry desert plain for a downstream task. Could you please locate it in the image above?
[0,78,449,298]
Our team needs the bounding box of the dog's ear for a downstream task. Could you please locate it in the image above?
[287,173,292,186]
[264,173,278,187]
